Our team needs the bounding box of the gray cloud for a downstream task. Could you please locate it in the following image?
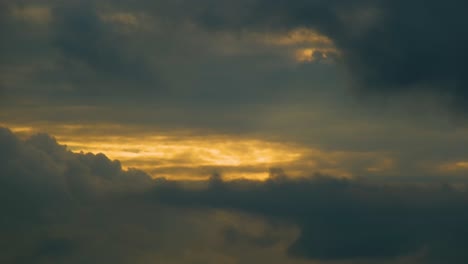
[3,0,468,113]
[0,0,161,104]
[121,0,468,112]
[0,126,152,263]
[155,173,468,263]
[50,2,160,97]
[3,126,468,263]
[0,0,342,106]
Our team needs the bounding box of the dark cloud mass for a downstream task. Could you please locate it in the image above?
[0,127,153,263]
[176,0,468,111]
[3,127,468,263]
[51,3,159,96]
[3,0,468,110]
[156,174,468,263]
[0,0,159,102]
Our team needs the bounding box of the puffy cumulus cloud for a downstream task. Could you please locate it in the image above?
[155,172,468,263]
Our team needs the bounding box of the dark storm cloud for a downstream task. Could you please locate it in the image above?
[158,0,468,112]
[155,173,468,263]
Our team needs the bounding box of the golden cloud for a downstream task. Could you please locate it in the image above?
[3,122,396,181]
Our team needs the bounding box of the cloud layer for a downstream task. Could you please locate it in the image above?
[157,174,468,263]
[5,0,468,110]
[176,0,468,111]
[2,127,468,264]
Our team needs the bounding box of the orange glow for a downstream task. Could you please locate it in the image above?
[2,122,396,181]
[254,28,340,63]
[59,136,305,179]
[2,123,309,180]
[294,48,339,63]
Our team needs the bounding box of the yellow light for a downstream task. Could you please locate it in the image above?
[2,122,395,181]
[1,123,309,180]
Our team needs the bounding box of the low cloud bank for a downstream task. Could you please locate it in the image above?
[2,126,468,263]
[156,172,468,263]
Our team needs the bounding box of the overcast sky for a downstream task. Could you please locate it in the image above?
[2,1,468,263]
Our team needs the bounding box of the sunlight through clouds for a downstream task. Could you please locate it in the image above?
[2,122,397,181]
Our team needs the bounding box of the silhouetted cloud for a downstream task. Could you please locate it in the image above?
[0,127,307,264]
[0,126,152,263]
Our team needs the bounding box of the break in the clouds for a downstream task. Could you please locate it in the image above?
[1,1,468,179]
[3,0,468,183]
[3,127,468,264]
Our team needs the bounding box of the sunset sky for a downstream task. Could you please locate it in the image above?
[2,1,468,263]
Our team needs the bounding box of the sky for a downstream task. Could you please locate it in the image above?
[2,0,468,263]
